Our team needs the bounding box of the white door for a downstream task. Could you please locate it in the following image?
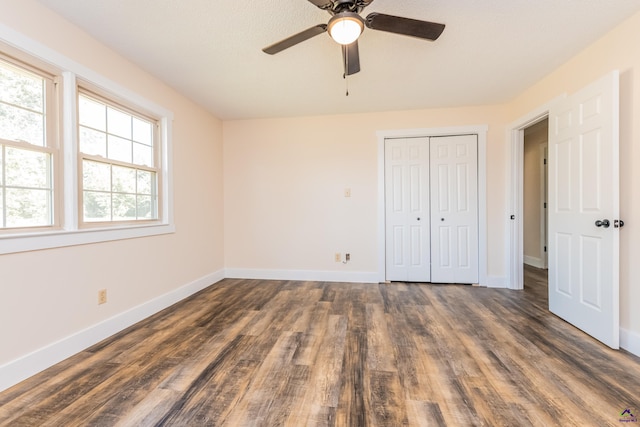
[430,135,479,284]
[385,137,430,282]
[548,71,619,349]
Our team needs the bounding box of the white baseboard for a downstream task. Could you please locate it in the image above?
[620,328,640,357]
[524,255,546,269]
[0,269,225,393]
[225,268,379,283]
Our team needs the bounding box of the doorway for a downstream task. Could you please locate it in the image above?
[508,71,620,348]
[507,105,553,291]
[523,119,549,284]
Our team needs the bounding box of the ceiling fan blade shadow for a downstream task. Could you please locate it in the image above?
[365,13,445,41]
[263,24,328,55]
[342,41,361,76]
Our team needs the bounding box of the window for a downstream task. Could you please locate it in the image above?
[78,91,160,224]
[0,32,174,255]
[0,55,57,230]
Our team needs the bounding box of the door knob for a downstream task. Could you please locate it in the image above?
[417,217,421,221]
[595,219,610,228]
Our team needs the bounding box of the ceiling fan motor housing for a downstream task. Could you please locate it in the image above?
[326,0,372,14]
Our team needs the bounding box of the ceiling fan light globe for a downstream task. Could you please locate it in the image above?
[328,13,364,45]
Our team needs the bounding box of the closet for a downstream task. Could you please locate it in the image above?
[384,134,479,284]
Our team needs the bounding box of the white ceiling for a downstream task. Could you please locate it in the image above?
[34,0,640,120]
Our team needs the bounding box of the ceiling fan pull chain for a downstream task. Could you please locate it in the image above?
[345,73,350,96]
[345,52,350,96]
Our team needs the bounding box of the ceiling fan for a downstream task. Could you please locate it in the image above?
[262,0,445,77]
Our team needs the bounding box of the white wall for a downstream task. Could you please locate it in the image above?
[223,107,509,284]
[0,0,225,386]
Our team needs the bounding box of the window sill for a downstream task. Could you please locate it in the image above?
[0,222,175,255]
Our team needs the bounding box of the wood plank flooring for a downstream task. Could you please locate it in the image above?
[1,266,639,426]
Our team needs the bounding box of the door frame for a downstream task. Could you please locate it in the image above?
[376,125,488,285]
[539,142,548,269]
[507,97,565,290]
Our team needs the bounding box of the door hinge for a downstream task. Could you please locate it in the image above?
[544,158,547,165]
[544,202,547,209]
[544,246,547,252]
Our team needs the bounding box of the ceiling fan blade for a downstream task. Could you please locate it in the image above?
[263,24,327,55]
[307,0,332,9]
[342,41,361,76]
[365,13,445,41]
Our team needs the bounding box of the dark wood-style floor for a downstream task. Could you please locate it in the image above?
[1,266,639,426]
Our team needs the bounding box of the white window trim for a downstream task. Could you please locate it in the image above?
[0,24,175,255]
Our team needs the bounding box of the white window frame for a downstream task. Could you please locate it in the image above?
[76,86,162,226]
[0,51,61,232]
[0,25,174,255]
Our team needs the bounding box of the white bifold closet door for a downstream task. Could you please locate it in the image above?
[385,137,431,282]
[385,134,479,284]
[429,135,479,284]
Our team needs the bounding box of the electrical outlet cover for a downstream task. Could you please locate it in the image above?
[98,289,107,305]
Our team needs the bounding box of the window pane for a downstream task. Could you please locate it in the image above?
[133,142,153,167]
[5,147,49,188]
[79,126,107,157]
[0,61,43,112]
[5,188,51,227]
[83,160,110,191]
[112,165,136,194]
[0,146,3,186]
[78,89,160,225]
[137,195,152,219]
[0,188,3,227]
[78,95,106,131]
[137,170,152,195]
[112,193,136,221]
[132,117,152,145]
[107,107,132,139]
[83,191,110,222]
[108,135,132,163]
[0,103,45,146]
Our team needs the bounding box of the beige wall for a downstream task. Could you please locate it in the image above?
[223,107,509,281]
[509,10,640,340]
[523,120,548,266]
[0,0,224,366]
